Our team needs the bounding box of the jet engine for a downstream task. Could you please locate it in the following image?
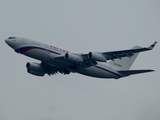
[26,62,45,76]
[64,53,83,63]
[88,52,107,62]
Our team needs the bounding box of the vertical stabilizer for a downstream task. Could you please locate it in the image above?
[109,46,141,70]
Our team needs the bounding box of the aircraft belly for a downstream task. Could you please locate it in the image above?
[23,49,44,60]
[22,48,122,79]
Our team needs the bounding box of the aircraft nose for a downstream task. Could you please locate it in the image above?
[5,37,17,49]
[5,39,10,45]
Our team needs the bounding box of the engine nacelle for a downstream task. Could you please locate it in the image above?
[26,62,45,76]
[64,53,83,63]
[88,52,107,62]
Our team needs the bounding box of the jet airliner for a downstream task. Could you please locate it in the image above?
[5,36,157,79]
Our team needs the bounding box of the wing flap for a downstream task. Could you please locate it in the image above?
[118,69,155,76]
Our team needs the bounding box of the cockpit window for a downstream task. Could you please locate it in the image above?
[8,37,16,39]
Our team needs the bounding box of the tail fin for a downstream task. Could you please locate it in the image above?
[109,46,141,70]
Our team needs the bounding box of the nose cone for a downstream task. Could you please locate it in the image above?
[5,39,10,45]
[5,37,17,49]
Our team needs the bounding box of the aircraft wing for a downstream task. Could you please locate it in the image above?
[44,42,157,75]
[81,41,157,61]
[102,41,157,60]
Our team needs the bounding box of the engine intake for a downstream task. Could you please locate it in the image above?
[26,62,45,76]
[88,52,106,62]
[64,53,83,63]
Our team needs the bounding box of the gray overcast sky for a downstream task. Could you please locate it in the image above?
[0,0,160,120]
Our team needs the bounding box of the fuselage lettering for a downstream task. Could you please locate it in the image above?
[50,45,68,53]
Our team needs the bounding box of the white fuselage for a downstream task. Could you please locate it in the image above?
[5,37,123,79]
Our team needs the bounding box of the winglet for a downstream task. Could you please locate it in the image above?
[148,41,157,50]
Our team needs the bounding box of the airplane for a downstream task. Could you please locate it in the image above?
[5,36,157,79]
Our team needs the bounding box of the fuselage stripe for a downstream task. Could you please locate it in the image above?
[15,46,61,55]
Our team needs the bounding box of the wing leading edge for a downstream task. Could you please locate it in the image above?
[101,41,157,61]
[81,41,157,62]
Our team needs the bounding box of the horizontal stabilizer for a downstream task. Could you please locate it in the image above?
[118,69,155,76]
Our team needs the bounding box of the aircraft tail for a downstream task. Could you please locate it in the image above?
[109,46,141,70]
[118,69,154,76]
